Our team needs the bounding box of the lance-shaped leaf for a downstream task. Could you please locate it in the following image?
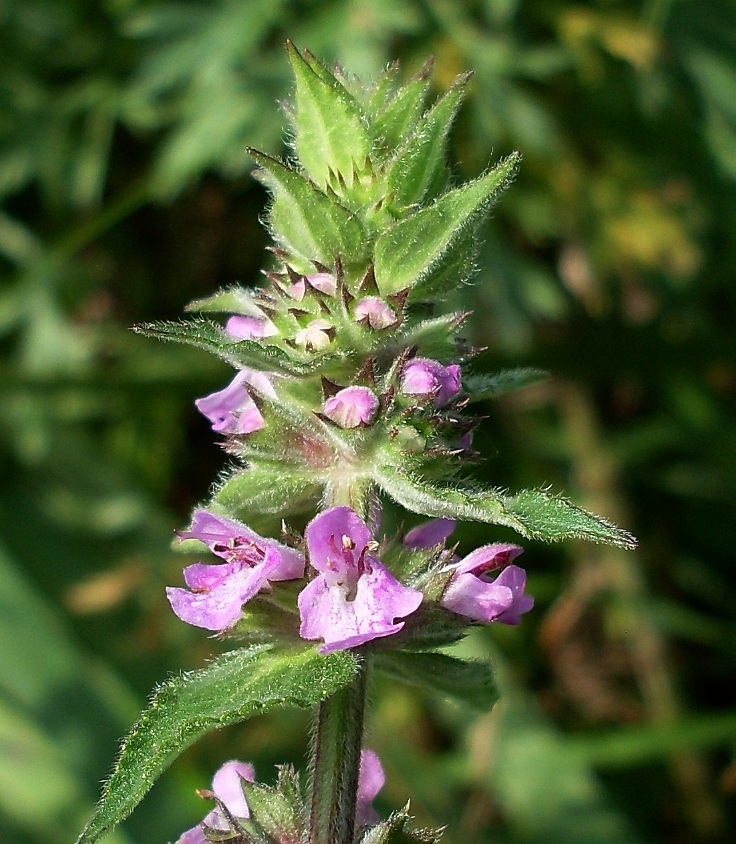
[375,464,637,549]
[133,320,307,375]
[386,73,471,209]
[374,153,521,295]
[76,644,357,844]
[392,311,469,360]
[248,149,369,268]
[375,650,498,711]
[371,66,432,152]
[287,41,371,188]
[463,368,549,402]
[213,462,324,516]
[406,224,478,302]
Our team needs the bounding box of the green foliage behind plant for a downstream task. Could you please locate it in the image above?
[1,1,735,842]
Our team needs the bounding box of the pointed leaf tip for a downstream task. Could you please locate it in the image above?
[76,644,356,843]
[287,42,371,189]
[375,152,521,295]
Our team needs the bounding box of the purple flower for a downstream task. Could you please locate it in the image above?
[400,358,461,407]
[175,760,254,844]
[357,749,384,826]
[353,296,397,330]
[403,518,456,550]
[195,369,276,435]
[167,510,305,631]
[298,507,423,654]
[323,386,379,428]
[441,544,533,625]
[225,315,277,340]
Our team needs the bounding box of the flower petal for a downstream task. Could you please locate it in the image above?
[195,371,265,435]
[305,507,371,576]
[442,563,533,625]
[357,749,385,826]
[403,518,456,550]
[298,555,423,654]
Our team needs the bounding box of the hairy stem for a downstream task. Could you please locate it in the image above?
[308,660,368,844]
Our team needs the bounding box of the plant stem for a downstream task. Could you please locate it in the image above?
[308,660,368,844]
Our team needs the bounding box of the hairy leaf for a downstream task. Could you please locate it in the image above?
[463,368,549,402]
[213,462,324,516]
[248,149,368,269]
[371,66,432,152]
[185,286,267,316]
[133,320,301,374]
[287,41,371,188]
[374,153,521,295]
[375,650,498,711]
[375,464,637,548]
[387,73,471,209]
[77,644,357,844]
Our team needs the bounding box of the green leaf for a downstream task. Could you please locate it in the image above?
[213,462,323,516]
[387,74,470,208]
[185,286,266,316]
[77,644,357,844]
[463,368,549,402]
[406,224,479,301]
[371,67,432,152]
[359,808,442,844]
[240,766,305,843]
[248,149,369,269]
[132,320,299,374]
[375,650,498,711]
[287,41,372,188]
[393,312,468,360]
[375,463,637,548]
[374,153,521,295]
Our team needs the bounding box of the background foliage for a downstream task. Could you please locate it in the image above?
[1,0,735,842]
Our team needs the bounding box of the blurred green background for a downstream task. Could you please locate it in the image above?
[1,0,735,842]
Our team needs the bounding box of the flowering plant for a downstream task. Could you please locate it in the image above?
[77,43,635,844]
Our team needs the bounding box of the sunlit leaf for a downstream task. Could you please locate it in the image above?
[77,644,357,844]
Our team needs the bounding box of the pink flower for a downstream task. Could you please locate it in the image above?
[400,358,461,407]
[441,544,533,625]
[298,507,423,654]
[195,369,275,435]
[323,386,379,428]
[175,760,254,844]
[167,510,304,631]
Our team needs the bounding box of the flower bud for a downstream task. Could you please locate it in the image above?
[225,315,278,340]
[323,386,379,428]
[400,358,461,407]
[289,272,337,301]
[353,296,397,330]
[295,319,334,351]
